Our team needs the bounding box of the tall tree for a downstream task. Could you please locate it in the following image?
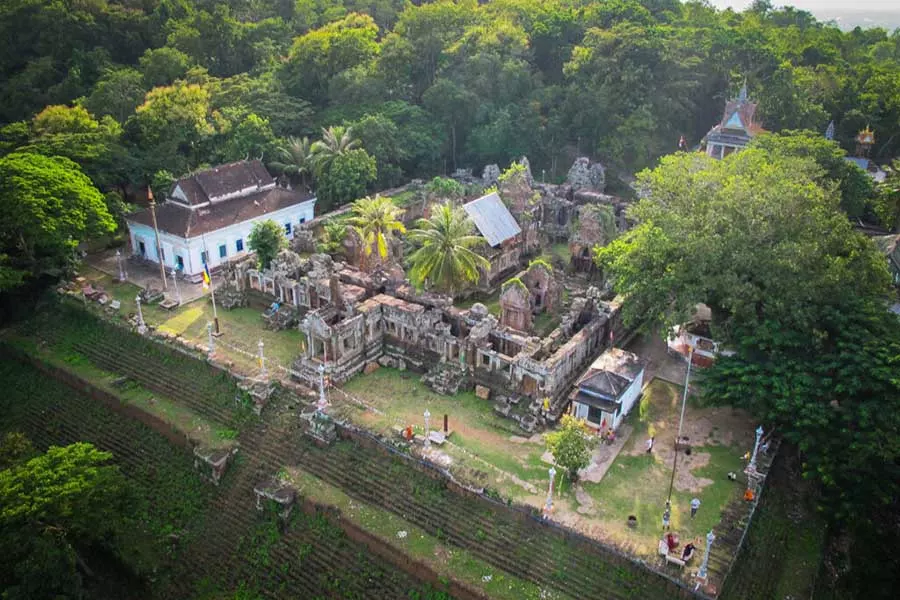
[270,136,314,188]
[347,195,405,268]
[248,219,288,270]
[750,130,875,218]
[596,149,890,337]
[0,152,115,289]
[407,202,489,293]
[310,125,361,173]
[314,148,377,212]
[0,442,130,600]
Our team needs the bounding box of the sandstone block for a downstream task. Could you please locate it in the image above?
[475,385,491,400]
[364,361,380,375]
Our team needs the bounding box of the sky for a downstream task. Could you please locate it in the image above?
[707,1,900,29]
[708,0,897,10]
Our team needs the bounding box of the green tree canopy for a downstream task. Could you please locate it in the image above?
[0,442,130,600]
[347,195,406,267]
[315,147,377,212]
[596,149,890,339]
[750,130,875,218]
[282,13,381,106]
[407,202,489,294]
[0,152,115,289]
[248,219,288,269]
[544,415,596,481]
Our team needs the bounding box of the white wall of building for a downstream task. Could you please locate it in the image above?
[127,199,315,279]
[573,367,644,432]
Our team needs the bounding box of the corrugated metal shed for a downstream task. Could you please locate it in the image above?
[463,192,521,247]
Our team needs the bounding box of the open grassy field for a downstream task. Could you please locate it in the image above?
[337,368,757,565]
[74,265,304,372]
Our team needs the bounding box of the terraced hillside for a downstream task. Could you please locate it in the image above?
[6,304,700,599]
[0,353,450,600]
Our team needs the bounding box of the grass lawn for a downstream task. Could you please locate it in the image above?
[75,266,304,373]
[339,368,553,500]
[580,379,751,555]
[456,289,502,317]
[338,370,756,561]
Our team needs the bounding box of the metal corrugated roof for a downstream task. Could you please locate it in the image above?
[463,192,521,247]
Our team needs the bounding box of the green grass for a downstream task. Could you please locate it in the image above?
[4,334,235,449]
[340,368,551,497]
[75,266,304,371]
[285,467,570,600]
[388,190,419,208]
[456,289,502,316]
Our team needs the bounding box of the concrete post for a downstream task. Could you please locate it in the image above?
[135,295,147,334]
[749,425,764,472]
[171,269,182,305]
[258,340,266,378]
[545,467,557,515]
[206,322,214,359]
[697,530,716,580]
[424,409,431,448]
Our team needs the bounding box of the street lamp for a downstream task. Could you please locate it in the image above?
[424,409,431,448]
[170,269,182,305]
[667,344,694,503]
[116,249,126,281]
[748,425,764,472]
[317,363,327,411]
[135,295,147,334]
[697,530,716,581]
[545,467,557,515]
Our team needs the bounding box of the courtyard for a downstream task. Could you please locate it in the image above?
[73,264,305,374]
[332,365,757,559]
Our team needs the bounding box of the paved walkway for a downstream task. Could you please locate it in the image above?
[624,332,688,386]
[579,423,633,484]
[86,248,215,304]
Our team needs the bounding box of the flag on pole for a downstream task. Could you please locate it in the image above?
[202,263,211,291]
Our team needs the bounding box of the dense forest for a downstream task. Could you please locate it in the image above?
[1,0,899,206]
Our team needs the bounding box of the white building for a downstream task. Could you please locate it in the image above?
[126,161,316,281]
[570,348,647,432]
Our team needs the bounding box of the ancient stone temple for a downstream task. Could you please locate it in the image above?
[704,82,765,159]
[462,191,524,289]
[569,204,619,272]
[499,260,562,333]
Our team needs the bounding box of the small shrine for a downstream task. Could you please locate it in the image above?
[704,82,765,159]
[306,409,337,446]
[855,125,875,157]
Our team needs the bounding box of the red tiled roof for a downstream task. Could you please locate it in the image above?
[127,187,314,239]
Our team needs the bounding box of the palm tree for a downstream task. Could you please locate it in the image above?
[270,136,312,188]
[310,125,360,173]
[407,203,490,294]
[347,195,406,269]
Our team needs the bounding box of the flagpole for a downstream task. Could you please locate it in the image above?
[201,233,220,333]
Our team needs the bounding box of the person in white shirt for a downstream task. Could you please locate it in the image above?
[690,497,701,518]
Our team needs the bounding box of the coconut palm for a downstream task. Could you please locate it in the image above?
[407,202,490,294]
[270,136,313,187]
[347,195,406,268]
[310,125,360,173]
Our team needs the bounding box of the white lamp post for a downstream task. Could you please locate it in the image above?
[258,340,266,378]
[545,467,557,514]
[116,249,126,281]
[317,363,327,411]
[170,269,182,305]
[697,530,716,581]
[206,322,214,359]
[135,295,147,334]
[748,425,764,473]
[424,409,431,448]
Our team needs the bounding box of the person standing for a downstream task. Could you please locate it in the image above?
[662,501,671,530]
[690,497,701,518]
[646,436,655,453]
